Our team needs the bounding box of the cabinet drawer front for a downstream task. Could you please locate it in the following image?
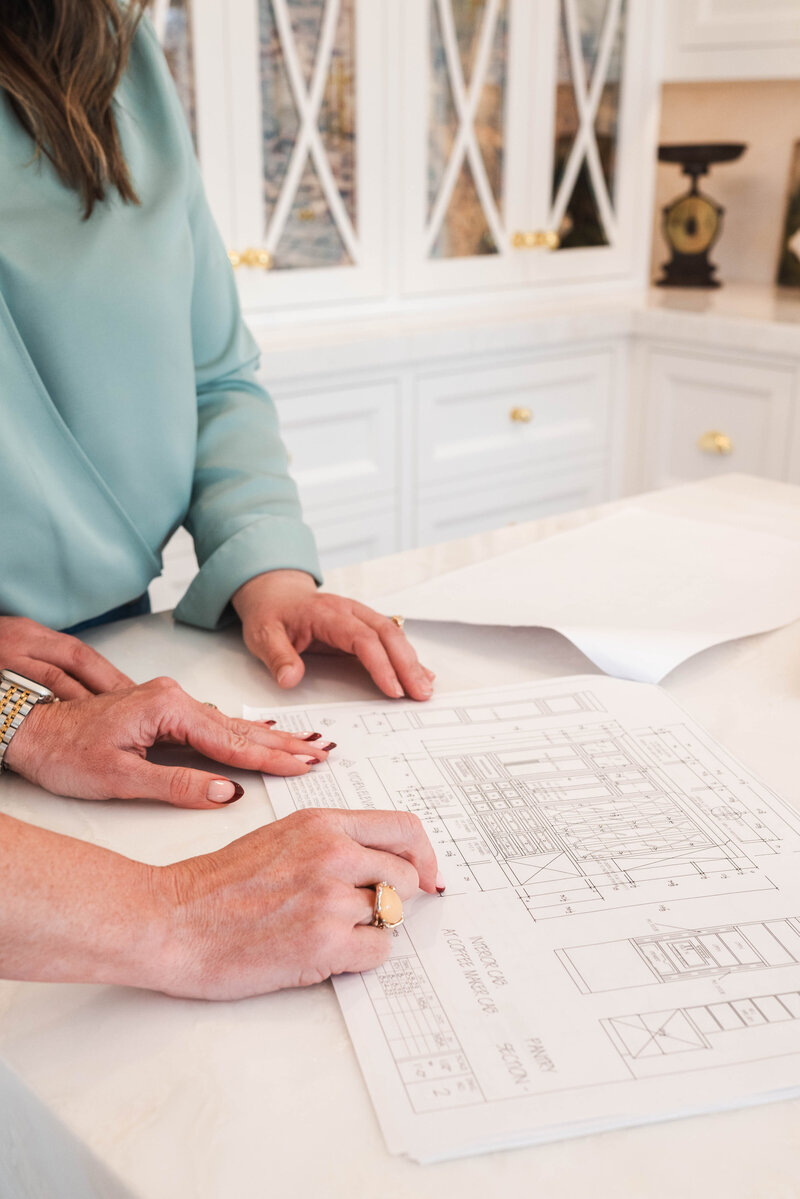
[416,352,613,485]
[310,506,398,572]
[644,350,794,488]
[417,463,607,546]
[267,379,399,510]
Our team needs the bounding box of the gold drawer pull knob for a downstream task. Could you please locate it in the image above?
[228,247,273,271]
[697,430,733,456]
[510,406,533,423]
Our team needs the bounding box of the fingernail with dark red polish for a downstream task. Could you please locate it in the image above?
[263,719,277,727]
[208,780,244,805]
[435,870,446,894]
[319,741,336,751]
[303,732,322,741]
[292,754,320,766]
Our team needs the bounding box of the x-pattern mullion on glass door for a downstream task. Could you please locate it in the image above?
[550,0,621,245]
[426,0,507,259]
[267,0,359,264]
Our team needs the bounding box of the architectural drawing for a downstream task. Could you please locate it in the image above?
[558,918,800,993]
[603,990,800,1079]
[250,678,800,1162]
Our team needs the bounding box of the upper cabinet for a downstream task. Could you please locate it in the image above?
[402,0,657,294]
[159,0,660,316]
[662,0,800,82]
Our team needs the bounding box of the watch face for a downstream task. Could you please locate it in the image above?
[665,194,721,255]
[1,669,54,699]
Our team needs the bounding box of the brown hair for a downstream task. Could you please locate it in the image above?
[0,0,150,219]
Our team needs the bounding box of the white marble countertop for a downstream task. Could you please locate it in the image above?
[2,474,800,1199]
[255,284,800,378]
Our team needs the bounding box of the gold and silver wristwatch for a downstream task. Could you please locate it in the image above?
[0,669,57,773]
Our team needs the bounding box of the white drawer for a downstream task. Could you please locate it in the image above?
[416,350,614,486]
[311,505,399,572]
[643,349,794,488]
[416,462,608,546]
[266,378,399,510]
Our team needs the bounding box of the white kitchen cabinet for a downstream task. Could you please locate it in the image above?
[159,0,660,316]
[662,0,800,82]
[401,0,659,296]
[266,375,400,512]
[641,346,796,489]
[416,460,608,545]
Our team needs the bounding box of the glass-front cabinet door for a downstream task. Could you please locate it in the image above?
[402,0,654,294]
[225,0,385,313]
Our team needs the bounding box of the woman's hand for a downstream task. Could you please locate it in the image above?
[0,807,441,999]
[4,676,332,807]
[0,615,132,699]
[154,808,440,999]
[232,570,435,701]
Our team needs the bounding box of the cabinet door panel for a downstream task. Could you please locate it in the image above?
[417,351,613,485]
[417,462,607,544]
[227,0,385,311]
[643,349,794,489]
[268,378,399,509]
[311,505,398,569]
[530,0,657,285]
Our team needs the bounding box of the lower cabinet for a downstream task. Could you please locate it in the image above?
[416,462,608,546]
[641,346,797,489]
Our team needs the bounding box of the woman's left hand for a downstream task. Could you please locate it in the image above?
[232,570,435,701]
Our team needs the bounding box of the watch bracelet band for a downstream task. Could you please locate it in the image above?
[0,679,37,773]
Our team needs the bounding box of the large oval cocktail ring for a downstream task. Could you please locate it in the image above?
[371,882,404,929]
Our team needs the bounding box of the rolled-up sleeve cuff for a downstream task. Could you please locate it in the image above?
[173,518,323,630]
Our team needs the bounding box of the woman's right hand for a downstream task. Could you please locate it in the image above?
[151,809,440,999]
[0,615,132,698]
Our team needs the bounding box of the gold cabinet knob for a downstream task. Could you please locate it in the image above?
[510,406,533,423]
[697,430,733,456]
[228,247,273,271]
[512,230,560,251]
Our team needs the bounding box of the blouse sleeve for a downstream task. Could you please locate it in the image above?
[154,34,321,630]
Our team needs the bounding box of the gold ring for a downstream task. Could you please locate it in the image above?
[390,614,405,630]
[371,881,404,929]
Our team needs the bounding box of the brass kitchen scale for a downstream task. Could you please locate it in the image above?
[657,143,746,288]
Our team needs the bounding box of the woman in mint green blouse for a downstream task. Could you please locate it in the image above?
[0,9,433,703]
[0,1,441,1002]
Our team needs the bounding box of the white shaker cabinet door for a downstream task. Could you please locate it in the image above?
[266,376,400,513]
[642,348,795,489]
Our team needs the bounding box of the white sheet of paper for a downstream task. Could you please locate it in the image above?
[370,509,800,682]
[248,679,800,1163]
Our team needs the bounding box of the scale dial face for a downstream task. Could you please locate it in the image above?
[664,194,721,254]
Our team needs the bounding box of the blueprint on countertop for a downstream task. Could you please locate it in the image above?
[246,678,800,1162]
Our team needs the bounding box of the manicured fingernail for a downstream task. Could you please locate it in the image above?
[391,682,404,698]
[292,754,319,766]
[302,732,322,741]
[436,871,446,894]
[317,741,336,751]
[207,780,244,804]
[277,666,293,687]
[263,719,277,726]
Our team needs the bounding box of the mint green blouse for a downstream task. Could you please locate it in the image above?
[0,19,320,631]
